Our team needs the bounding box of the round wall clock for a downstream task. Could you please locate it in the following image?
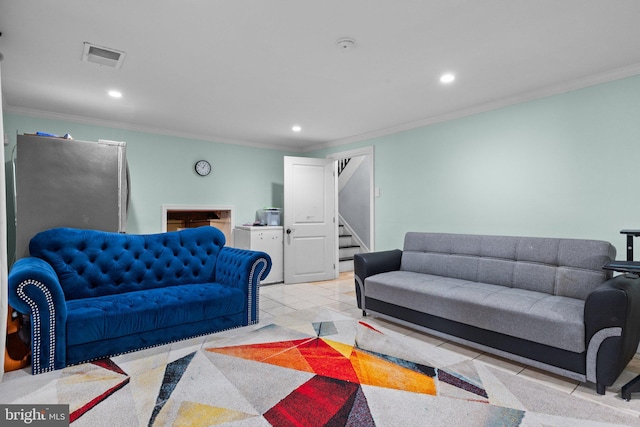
[194,160,212,176]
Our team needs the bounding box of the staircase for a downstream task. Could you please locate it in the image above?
[338,221,361,272]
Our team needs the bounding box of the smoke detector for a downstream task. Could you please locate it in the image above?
[82,42,126,69]
[336,37,357,51]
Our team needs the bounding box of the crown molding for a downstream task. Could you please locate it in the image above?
[306,63,640,153]
[3,105,301,153]
[6,62,640,155]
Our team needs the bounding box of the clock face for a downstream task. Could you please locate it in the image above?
[195,160,211,176]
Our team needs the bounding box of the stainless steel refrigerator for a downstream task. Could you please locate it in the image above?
[15,134,129,259]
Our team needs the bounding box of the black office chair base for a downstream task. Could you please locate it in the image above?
[603,230,640,401]
[622,376,640,401]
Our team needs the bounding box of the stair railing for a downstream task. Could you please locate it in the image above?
[337,158,351,176]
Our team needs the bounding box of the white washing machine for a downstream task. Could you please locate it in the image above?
[234,226,284,284]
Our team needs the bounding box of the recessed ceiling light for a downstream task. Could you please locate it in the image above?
[292,125,302,132]
[440,73,456,84]
[108,90,122,98]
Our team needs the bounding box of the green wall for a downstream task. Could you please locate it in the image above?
[3,113,293,262]
[313,74,640,256]
[4,73,640,261]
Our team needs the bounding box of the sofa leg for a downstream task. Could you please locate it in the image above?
[362,310,367,317]
[597,383,606,395]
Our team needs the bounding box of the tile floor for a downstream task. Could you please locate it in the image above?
[3,270,640,420]
[262,271,640,418]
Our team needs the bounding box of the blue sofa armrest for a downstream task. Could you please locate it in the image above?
[584,274,640,390]
[8,257,68,374]
[215,247,271,325]
[353,249,403,311]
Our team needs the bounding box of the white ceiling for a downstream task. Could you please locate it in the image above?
[1,1,640,152]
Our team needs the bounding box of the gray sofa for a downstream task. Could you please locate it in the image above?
[354,232,640,395]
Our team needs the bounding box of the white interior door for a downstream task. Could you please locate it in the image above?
[284,156,337,284]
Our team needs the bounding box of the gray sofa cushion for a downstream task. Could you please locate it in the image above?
[401,233,615,300]
[365,270,586,353]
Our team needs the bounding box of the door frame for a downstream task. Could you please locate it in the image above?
[326,146,375,253]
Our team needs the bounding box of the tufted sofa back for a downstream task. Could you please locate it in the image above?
[401,232,616,300]
[29,226,226,301]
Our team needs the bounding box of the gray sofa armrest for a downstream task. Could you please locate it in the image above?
[584,274,640,389]
[353,249,402,310]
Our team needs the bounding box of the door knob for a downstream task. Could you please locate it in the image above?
[286,228,292,234]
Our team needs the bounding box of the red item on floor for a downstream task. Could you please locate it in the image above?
[4,305,30,372]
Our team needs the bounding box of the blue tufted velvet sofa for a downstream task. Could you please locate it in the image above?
[8,226,271,374]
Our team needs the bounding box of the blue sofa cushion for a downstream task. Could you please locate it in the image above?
[29,227,225,301]
[65,282,244,346]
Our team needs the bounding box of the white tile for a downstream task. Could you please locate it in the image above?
[438,342,483,359]
[300,295,337,306]
[517,367,579,394]
[9,268,638,420]
[406,331,447,347]
[364,317,419,337]
[322,301,363,313]
[475,353,527,375]
[262,305,298,316]
[572,380,640,417]
[258,298,283,309]
[302,286,336,297]
[280,295,305,306]
[259,310,274,322]
[325,293,358,304]
[285,300,318,310]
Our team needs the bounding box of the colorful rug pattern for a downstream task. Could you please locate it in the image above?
[2,308,640,426]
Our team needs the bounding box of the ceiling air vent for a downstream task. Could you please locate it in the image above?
[82,42,126,69]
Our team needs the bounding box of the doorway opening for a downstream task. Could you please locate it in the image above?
[327,146,375,272]
[161,205,234,244]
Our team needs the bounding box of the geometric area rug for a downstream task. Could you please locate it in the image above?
[1,307,640,426]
